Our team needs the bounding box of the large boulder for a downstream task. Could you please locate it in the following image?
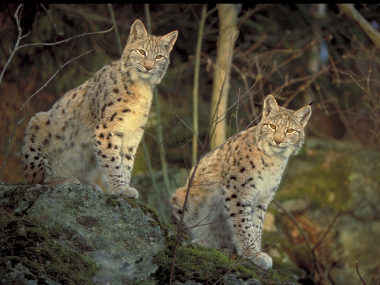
[0,183,300,284]
[0,183,165,284]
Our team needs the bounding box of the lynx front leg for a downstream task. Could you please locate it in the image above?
[248,198,273,270]
[223,190,272,270]
[119,143,139,198]
[94,125,139,199]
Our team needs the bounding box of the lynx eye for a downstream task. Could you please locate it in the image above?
[286,128,295,134]
[269,124,277,130]
[155,54,163,60]
[138,49,146,56]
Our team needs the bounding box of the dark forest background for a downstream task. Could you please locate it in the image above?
[1,4,379,284]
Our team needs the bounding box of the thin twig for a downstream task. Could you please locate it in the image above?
[312,211,341,251]
[355,260,367,285]
[18,26,114,50]
[0,4,24,86]
[21,50,92,110]
[0,4,113,87]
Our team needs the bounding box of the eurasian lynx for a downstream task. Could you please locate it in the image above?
[171,95,311,269]
[22,19,178,198]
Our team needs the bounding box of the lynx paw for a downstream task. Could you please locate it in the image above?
[249,252,273,270]
[115,186,139,199]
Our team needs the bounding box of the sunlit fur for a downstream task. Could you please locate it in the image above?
[171,94,311,270]
[21,19,177,199]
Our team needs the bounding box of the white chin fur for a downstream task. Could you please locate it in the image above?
[138,71,160,84]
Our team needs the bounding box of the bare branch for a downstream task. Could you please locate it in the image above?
[18,26,114,50]
[21,50,92,110]
[0,4,25,86]
[312,212,341,252]
[0,4,113,88]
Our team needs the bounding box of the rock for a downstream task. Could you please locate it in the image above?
[0,183,165,284]
[0,183,300,284]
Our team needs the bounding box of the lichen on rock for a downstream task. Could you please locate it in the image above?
[0,182,300,284]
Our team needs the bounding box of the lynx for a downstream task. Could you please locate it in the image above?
[22,19,178,198]
[171,95,311,269]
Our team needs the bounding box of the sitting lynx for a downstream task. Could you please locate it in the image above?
[171,95,311,269]
[21,19,178,198]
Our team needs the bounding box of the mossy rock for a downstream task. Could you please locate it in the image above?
[0,183,166,284]
[0,210,97,285]
[154,232,301,284]
[0,183,300,284]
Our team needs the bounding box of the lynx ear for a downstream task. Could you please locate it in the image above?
[161,30,178,53]
[262,94,279,118]
[294,105,312,128]
[127,19,148,44]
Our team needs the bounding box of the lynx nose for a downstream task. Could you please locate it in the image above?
[144,60,154,71]
[274,135,284,145]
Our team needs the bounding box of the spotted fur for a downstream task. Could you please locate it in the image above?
[22,19,178,198]
[171,95,311,269]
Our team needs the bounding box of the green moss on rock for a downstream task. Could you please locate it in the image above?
[0,210,98,285]
[153,234,300,284]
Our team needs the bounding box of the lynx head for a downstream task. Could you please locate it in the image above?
[254,94,312,157]
[120,19,178,84]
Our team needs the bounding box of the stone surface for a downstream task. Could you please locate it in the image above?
[0,183,165,284]
[1,182,300,284]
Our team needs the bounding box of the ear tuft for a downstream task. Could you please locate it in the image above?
[262,94,279,118]
[161,30,178,53]
[127,19,148,45]
[294,105,312,128]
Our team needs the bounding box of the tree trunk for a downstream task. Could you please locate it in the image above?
[192,4,207,165]
[209,4,241,149]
